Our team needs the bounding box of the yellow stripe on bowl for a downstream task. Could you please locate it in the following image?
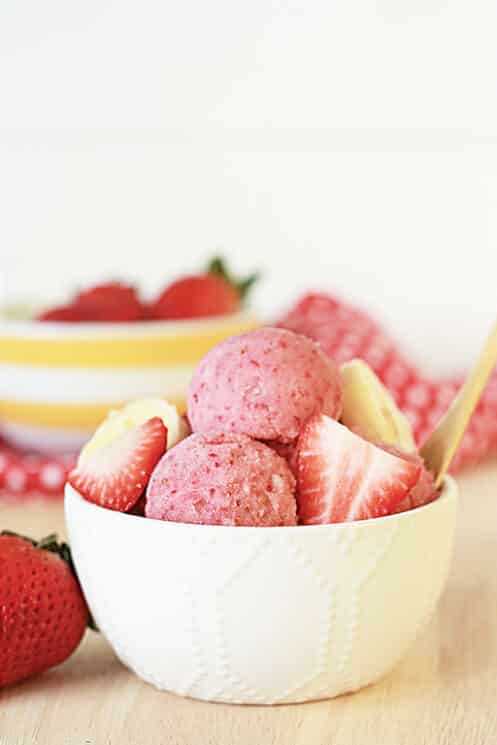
[0,398,188,429]
[0,316,259,368]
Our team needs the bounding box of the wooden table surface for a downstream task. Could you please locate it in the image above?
[1,463,497,745]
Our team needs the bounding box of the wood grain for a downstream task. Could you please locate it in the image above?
[1,464,497,745]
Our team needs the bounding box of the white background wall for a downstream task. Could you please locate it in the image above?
[1,0,496,375]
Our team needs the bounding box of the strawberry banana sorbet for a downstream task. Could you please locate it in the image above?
[146,433,297,526]
[187,327,342,443]
[70,326,439,527]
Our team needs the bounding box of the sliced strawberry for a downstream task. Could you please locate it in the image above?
[128,494,147,516]
[36,304,88,322]
[297,415,421,524]
[378,443,437,513]
[75,282,145,322]
[69,417,167,512]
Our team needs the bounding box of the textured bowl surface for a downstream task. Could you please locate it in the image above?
[65,478,457,704]
[0,313,257,452]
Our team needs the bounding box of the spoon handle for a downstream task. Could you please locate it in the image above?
[420,321,497,488]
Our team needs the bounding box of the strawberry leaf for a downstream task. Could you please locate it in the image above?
[206,255,260,302]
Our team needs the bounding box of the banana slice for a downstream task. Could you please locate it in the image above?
[340,359,415,451]
[78,398,190,465]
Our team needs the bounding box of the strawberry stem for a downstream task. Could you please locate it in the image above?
[206,255,260,302]
[0,530,98,632]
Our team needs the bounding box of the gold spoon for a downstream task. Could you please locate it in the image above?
[421,320,497,488]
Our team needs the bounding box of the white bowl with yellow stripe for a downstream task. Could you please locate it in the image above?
[0,313,258,453]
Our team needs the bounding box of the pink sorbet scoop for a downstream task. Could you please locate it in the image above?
[187,327,342,443]
[145,433,297,526]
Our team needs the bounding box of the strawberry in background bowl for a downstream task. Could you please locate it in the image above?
[0,257,259,454]
[35,257,259,324]
[148,257,259,321]
[37,282,146,323]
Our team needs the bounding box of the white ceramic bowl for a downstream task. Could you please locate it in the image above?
[65,478,457,705]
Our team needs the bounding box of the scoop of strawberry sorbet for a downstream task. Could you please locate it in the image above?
[145,433,297,526]
[187,327,342,443]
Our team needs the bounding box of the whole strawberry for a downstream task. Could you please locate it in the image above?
[75,282,145,322]
[36,282,146,323]
[36,304,88,322]
[149,256,259,320]
[0,532,90,688]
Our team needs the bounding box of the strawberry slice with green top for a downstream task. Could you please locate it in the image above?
[297,415,421,524]
[69,417,167,512]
